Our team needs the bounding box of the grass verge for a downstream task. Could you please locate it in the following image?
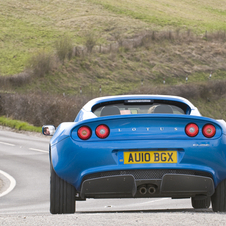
[0,116,42,133]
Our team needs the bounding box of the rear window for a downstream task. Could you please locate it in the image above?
[92,99,189,117]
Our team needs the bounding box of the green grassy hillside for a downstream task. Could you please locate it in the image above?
[88,0,226,31]
[1,0,226,75]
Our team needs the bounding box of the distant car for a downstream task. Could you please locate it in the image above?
[43,95,226,214]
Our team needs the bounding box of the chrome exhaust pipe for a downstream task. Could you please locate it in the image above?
[148,186,156,194]
[139,186,147,195]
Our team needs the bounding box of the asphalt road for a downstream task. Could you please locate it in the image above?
[0,128,225,225]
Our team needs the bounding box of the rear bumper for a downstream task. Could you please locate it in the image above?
[80,174,214,199]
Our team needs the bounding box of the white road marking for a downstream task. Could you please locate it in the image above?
[113,198,171,208]
[0,141,15,146]
[0,170,16,198]
[29,148,48,153]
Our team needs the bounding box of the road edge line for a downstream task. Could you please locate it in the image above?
[0,170,16,198]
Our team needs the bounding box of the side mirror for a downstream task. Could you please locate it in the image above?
[42,125,56,136]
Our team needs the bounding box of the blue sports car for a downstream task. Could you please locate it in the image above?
[43,95,226,214]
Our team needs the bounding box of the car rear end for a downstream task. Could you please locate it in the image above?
[51,114,226,201]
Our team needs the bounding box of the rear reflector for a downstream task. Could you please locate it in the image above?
[77,126,92,140]
[202,124,216,138]
[185,123,199,137]
[95,124,110,139]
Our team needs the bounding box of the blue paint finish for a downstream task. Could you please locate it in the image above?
[49,95,226,194]
[51,134,226,190]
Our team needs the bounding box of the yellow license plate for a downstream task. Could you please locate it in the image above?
[124,151,177,164]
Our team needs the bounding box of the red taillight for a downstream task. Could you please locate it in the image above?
[185,123,199,137]
[77,126,92,140]
[202,124,216,138]
[95,124,110,139]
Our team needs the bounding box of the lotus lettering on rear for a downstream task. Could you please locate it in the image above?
[193,144,210,147]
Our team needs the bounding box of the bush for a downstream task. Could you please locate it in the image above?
[83,32,97,53]
[8,71,31,87]
[28,51,53,77]
[55,36,73,62]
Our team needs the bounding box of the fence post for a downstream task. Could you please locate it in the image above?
[99,85,102,96]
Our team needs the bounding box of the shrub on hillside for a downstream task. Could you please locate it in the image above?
[0,71,31,89]
[8,71,31,87]
[55,36,74,62]
[83,32,98,53]
[28,51,53,77]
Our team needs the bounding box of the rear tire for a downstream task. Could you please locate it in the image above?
[50,164,76,214]
[211,179,226,212]
[191,196,210,209]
